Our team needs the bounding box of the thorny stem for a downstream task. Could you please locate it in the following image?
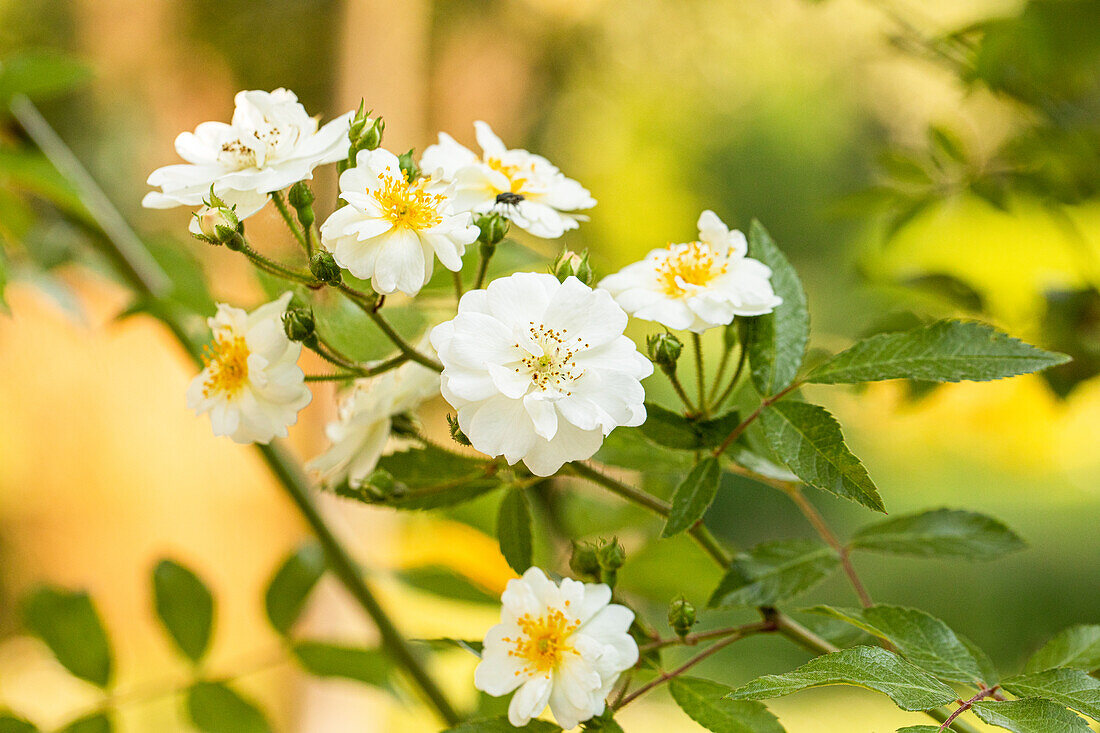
[641,621,772,653]
[272,189,309,252]
[335,283,444,371]
[712,379,802,457]
[937,686,1000,732]
[616,624,773,709]
[13,99,462,726]
[240,244,319,286]
[692,333,707,417]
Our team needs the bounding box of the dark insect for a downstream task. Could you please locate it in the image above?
[495,191,525,206]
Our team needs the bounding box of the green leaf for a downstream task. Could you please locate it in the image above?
[397,566,497,605]
[972,699,1090,733]
[663,457,722,537]
[264,543,326,636]
[292,641,392,689]
[1003,668,1100,722]
[849,508,1025,561]
[929,125,967,164]
[346,446,501,510]
[0,51,92,106]
[413,638,483,657]
[728,646,958,712]
[0,714,38,733]
[760,400,884,512]
[669,677,786,732]
[152,559,214,662]
[311,289,425,362]
[23,587,112,687]
[640,404,741,451]
[1025,626,1100,673]
[895,727,941,732]
[709,540,839,608]
[445,717,561,732]
[805,605,991,685]
[497,489,533,574]
[58,714,111,733]
[745,221,808,396]
[581,713,626,731]
[806,321,1070,385]
[862,606,987,685]
[186,682,271,733]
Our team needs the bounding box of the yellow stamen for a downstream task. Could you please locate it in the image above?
[655,241,728,297]
[202,334,250,398]
[486,157,531,194]
[503,608,580,677]
[371,174,445,230]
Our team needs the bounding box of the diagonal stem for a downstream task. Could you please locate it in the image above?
[13,98,461,726]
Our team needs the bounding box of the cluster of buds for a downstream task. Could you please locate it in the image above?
[551,247,594,287]
[345,101,385,169]
[569,537,626,587]
[190,188,244,249]
[646,331,683,376]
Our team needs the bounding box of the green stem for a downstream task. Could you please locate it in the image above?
[272,189,308,251]
[13,99,461,727]
[692,333,707,418]
[241,245,319,286]
[664,369,699,415]
[473,247,493,290]
[712,379,802,457]
[711,340,749,410]
[336,283,444,371]
[452,269,464,302]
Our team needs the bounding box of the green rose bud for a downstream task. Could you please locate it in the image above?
[281,307,315,343]
[358,116,385,153]
[476,213,509,247]
[552,247,594,286]
[569,541,601,580]
[191,204,240,245]
[668,597,697,638]
[310,250,343,284]
[646,332,683,374]
[597,537,626,571]
[288,181,315,210]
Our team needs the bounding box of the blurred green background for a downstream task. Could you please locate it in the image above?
[0,0,1098,731]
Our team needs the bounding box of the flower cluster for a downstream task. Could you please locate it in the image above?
[151,88,784,730]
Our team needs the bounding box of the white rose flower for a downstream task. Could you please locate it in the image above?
[143,89,352,220]
[306,360,440,488]
[599,210,783,333]
[475,567,638,729]
[420,121,596,239]
[186,292,311,444]
[319,148,480,296]
[430,272,652,477]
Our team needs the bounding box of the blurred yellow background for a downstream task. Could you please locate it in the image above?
[1,0,1098,731]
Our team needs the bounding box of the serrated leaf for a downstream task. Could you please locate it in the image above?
[58,713,110,733]
[862,606,987,685]
[709,540,839,608]
[804,605,991,685]
[1003,668,1100,722]
[292,641,392,689]
[397,566,497,605]
[745,221,808,396]
[663,457,722,537]
[640,404,741,451]
[807,320,1069,385]
[23,587,112,687]
[728,646,958,711]
[445,717,561,732]
[152,559,214,663]
[849,508,1025,560]
[760,400,884,512]
[497,489,533,574]
[1025,626,1100,673]
[669,677,786,732]
[186,682,271,733]
[972,699,1090,733]
[264,543,326,635]
[0,714,38,733]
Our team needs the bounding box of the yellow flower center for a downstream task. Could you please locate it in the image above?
[202,334,250,398]
[514,323,587,394]
[655,242,728,297]
[486,157,531,194]
[371,174,446,230]
[505,607,580,676]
